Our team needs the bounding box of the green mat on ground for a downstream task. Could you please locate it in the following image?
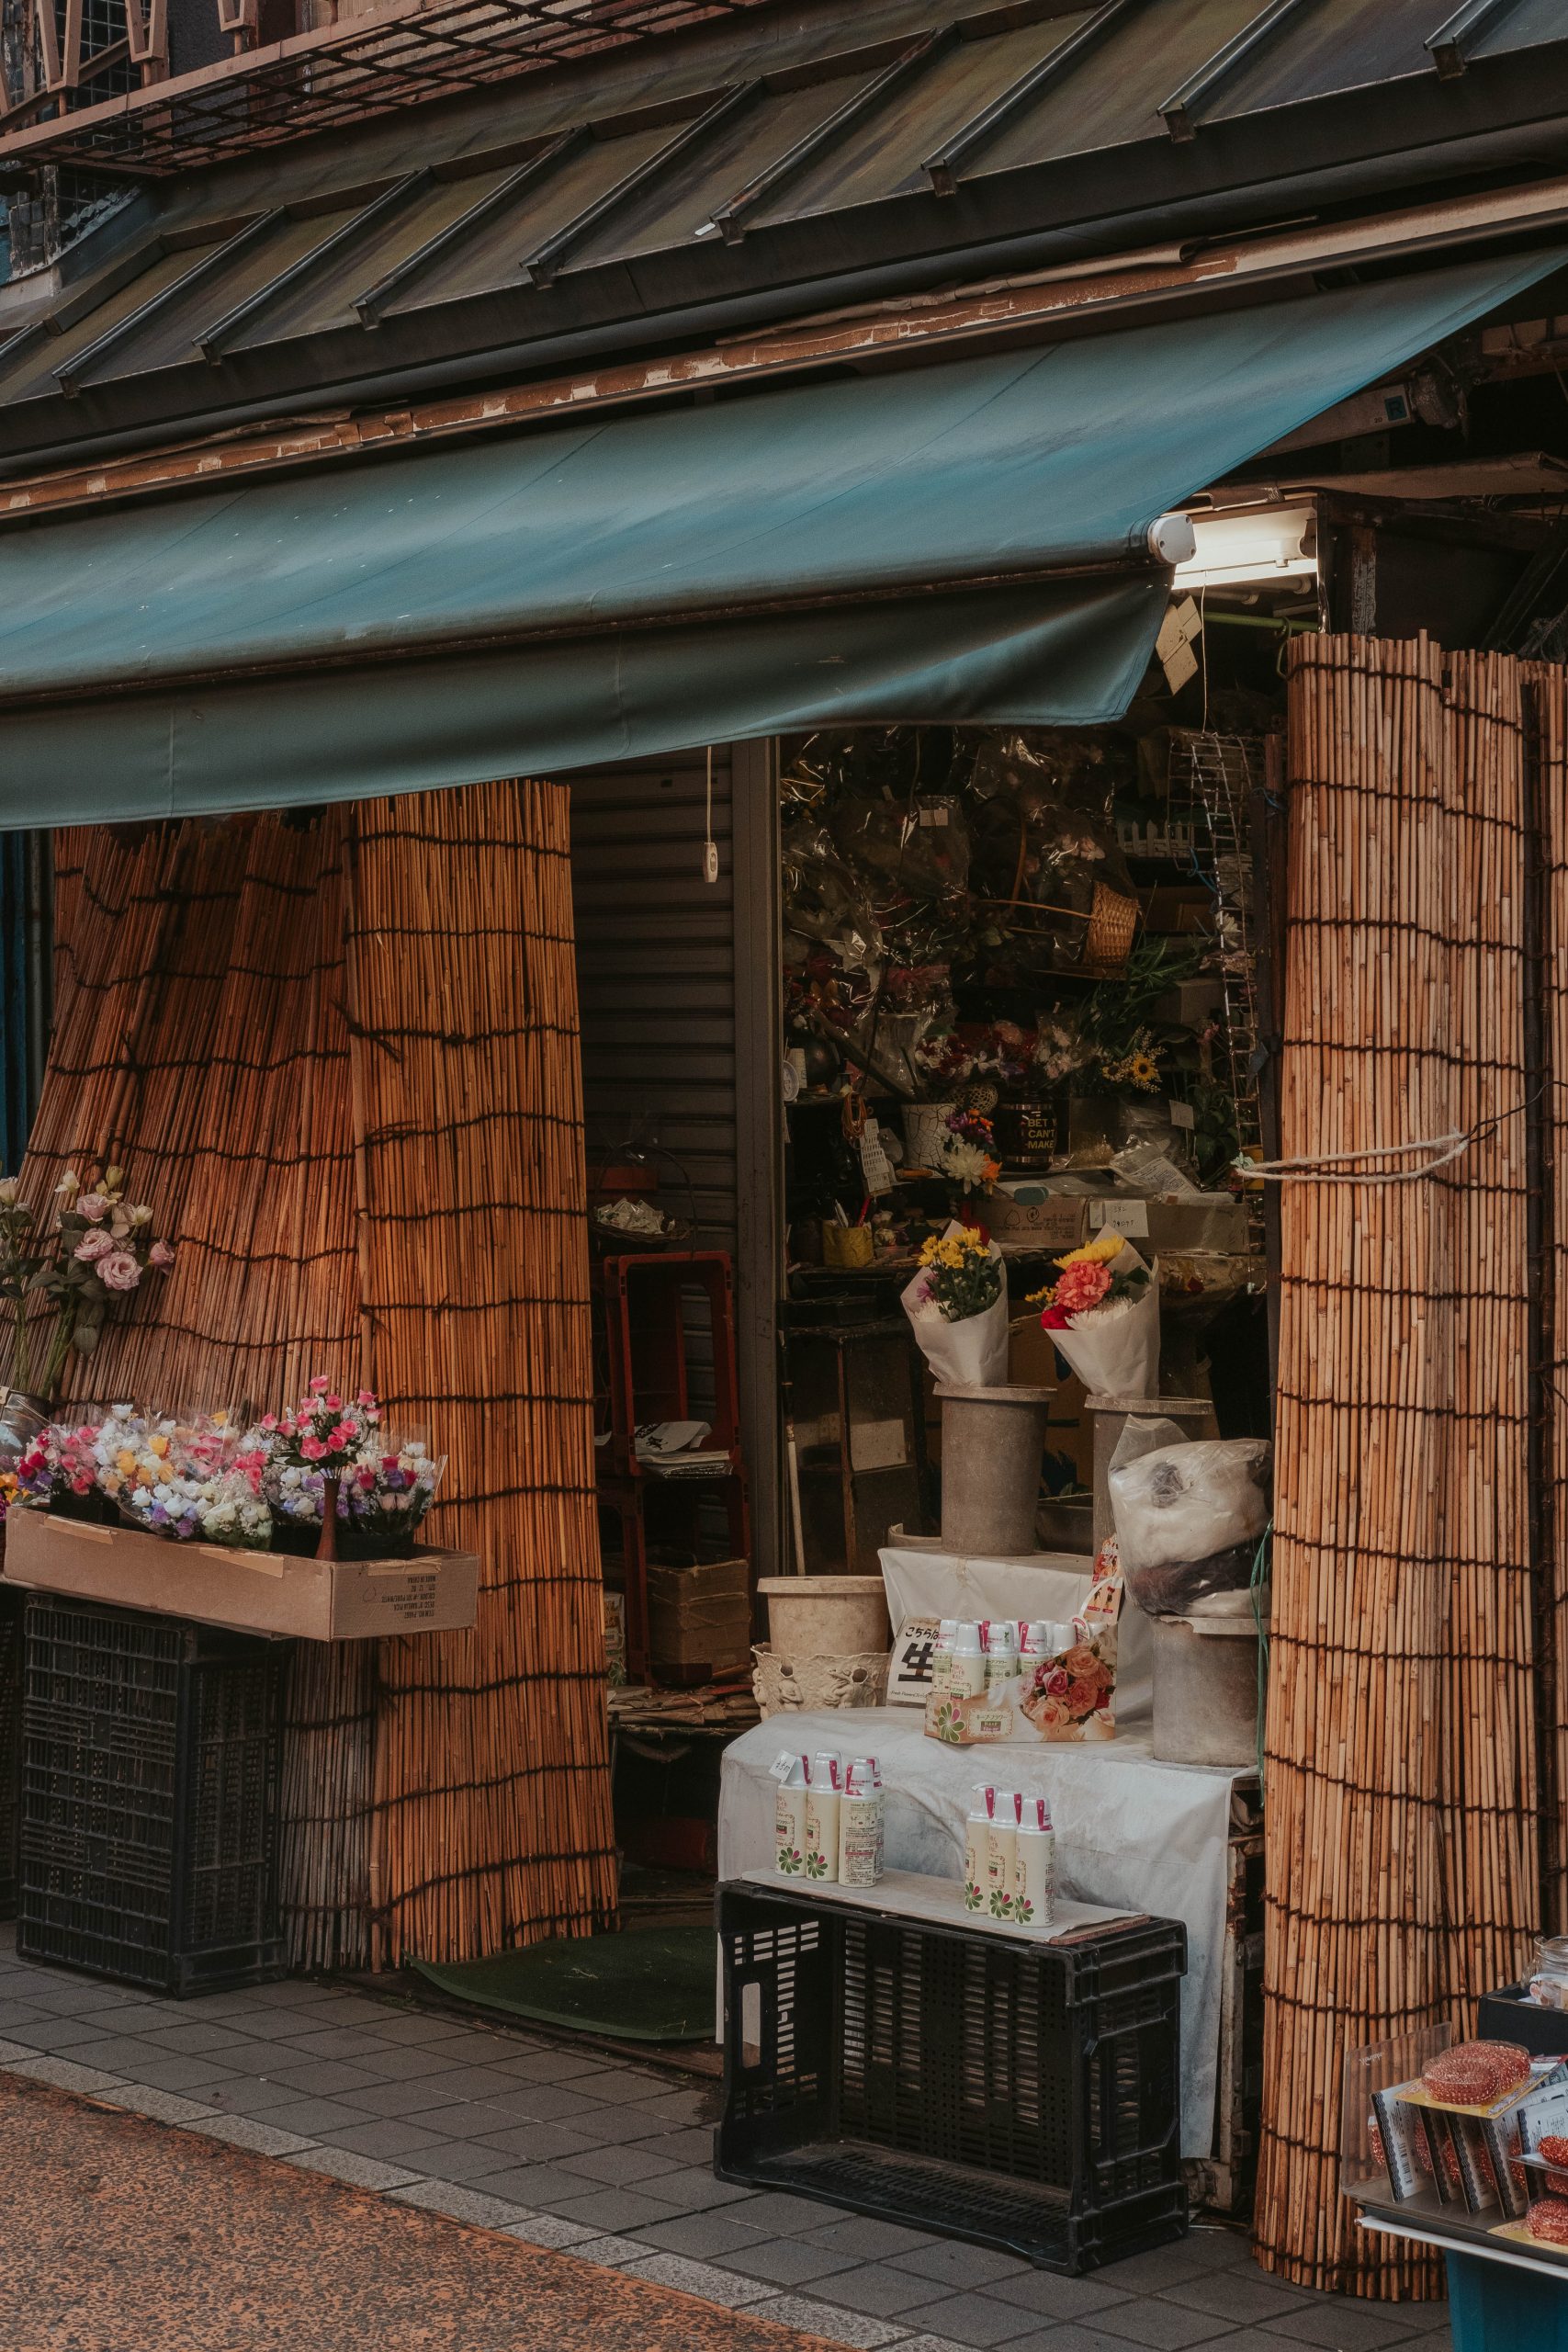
[408,1927,715,2042]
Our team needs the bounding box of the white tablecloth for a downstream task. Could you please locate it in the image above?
[719,1703,1240,2157]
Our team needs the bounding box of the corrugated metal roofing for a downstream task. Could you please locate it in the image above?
[0,0,1565,467]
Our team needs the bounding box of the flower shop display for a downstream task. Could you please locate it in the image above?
[924,1558,1125,1747]
[939,1108,1000,1203]
[1,1372,472,1641]
[1033,1231,1160,1398]
[900,1222,1008,1387]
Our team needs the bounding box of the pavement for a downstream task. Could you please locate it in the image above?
[0,1926,1454,2352]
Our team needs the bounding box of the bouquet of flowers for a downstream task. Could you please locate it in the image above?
[901,1220,1009,1387]
[940,1109,1000,1200]
[343,1439,445,1555]
[0,1167,174,1409]
[256,1377,381,1558]
[17,1416,109,1511]
[1033,1231,1159,1397]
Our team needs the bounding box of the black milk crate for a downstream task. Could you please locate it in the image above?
[18,1592,288,1995]
[0,1583,23,1919]
[716,1880,1187,2274]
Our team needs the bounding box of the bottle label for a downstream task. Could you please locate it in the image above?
[774,1790,805,1876]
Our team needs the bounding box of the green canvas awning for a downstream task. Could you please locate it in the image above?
[0,244,1559,823]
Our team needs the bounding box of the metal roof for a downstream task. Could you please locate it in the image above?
[0,0,1566,470]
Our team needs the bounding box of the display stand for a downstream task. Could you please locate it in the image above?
[1359,2218,1568,2348]
[716,1874,1188,2275]
[594,1250,751,1681]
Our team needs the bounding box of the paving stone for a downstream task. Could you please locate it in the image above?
[284,2147,426,2190]
[102,2052,243,2094]
[808,2261,956,2318]
[563,2233,655,2267]
[803,2218,938,2261]
[5,2055,127,2095]
[712,2237,859,2288]
[468,2123,600,2165]
[545,2187,705,2233]
[619,2253,775,2308]
[354,2013,483,2048]
[898,2243,1032,2290]
[554,2143,683,2188]
[73,2002,186,2033]
[389,2139,522,2184]
[29,2033,174,2073]
[634,2168,760,2214]
[176,2079,310,2119]
[1074,2298,1235,2348]
[743,2293,907,2348]
[133,2021,270,2057]
[638,2123,720,2162]
[279,2024,411,2062]
[498,2215,595,2250]
[633,2211,780,2261]
[1168,2275,1317,2325]
[982,2331,1173,2352]
[1,2016,131,2052]
[261,2059,393,2098]
[493,2047,610,2085]
[392,2064,531,2103]
[354,2044,473,2084]
[1262,2308,1438,2348]
[5,1980,133,2016]
[912,2294,1056,2346]
[198,2007,343,2043]
[1092,2248,1211,2294]
[457,2163,614,2211]
[389,2180,531,2229]
[0,2037,41,2063]
[185,2115,314,2157]
[1184,2229,1256,2268]
[716,2188,839,2235]
[981,2274,1133,2324]
[96,2084,218,2126]
[382,2101,526,2142]
[245,2095,372,2134]
[317,2118,458,2161]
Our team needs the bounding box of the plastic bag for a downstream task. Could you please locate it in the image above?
[1109,1436,1271,1618]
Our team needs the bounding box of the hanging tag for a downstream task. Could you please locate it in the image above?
[1168,1099,1196,1131]
[860,1117,895,1197]
[704,840,719,885]
[768,1753,800,1783]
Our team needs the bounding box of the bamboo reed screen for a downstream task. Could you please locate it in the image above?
[1258,638,1544,2295]
[20,787,615,1967]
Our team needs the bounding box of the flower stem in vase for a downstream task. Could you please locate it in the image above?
[316,1475,340,1562]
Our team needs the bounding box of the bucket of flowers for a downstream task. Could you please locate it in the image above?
[258,1379,380,1561]
[342,1437,445,1559]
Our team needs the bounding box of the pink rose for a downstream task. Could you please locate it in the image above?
[300,1435,326,1462]
[328,1421,354,1450]
[260,1414,278,1432]
[74,1228,115,1261]
[309,1375,330,1395]
[323,1394,342,1413]
[97,1250,142,1292]
[357,1390,378,1410]
[1045,1668,1070,1698]
[149,1239,175,1271]
[76,1193,110,1222]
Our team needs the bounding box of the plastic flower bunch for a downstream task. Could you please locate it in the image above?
[16,1417,106,1506]
[941,1108,1000,1198]
[344,1435,443,1539]
[28,1169,175,1400]
[1031,1231,1149,1332]
[269,1376,380,1478]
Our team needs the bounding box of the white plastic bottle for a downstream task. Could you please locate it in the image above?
[1013,1795,1055,1928]
[964,1785,993,1913]
[805,1751,842,1882]
[773,1754,809,1876]
[839,1757,885,1887]
[931,1618,958,1695]
[984,1618,1020,1693]
[951,1621,987,1697]
[987,1788,1020,1921]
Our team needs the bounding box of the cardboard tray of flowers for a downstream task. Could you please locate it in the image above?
[3,1508,479,1641]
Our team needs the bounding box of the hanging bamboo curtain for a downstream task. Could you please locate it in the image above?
[1257,638,1540,2297]
[19,786,615,1966]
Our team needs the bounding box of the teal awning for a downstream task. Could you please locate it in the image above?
[0,244,1558,823]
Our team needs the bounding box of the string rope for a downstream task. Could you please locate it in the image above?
[1238,1096,1533,1184]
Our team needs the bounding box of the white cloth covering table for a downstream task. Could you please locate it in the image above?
[719,1702,1242,2157]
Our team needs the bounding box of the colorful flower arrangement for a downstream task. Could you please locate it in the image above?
[940,1108,1000,1198]
[915,1225,1003,1323]
[0,1164,173,1404]
[1019,1629,1118,1737]
[13,1380,443,1559]
[1032,1230,1149,1332]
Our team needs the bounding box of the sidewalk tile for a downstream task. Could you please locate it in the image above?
[185,2115,313,2156]
[620,2254,775,2307]
[742,2293,907,2347]
[284,2148,425,2190]
[389,2181,531,2228]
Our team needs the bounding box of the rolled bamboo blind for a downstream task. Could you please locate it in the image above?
[19,785,615,1966]
[1257,639,1542,2296]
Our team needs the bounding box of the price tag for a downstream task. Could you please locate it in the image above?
[1089,1198,1150,1238]
[887,1613,942,1707]
[1168,1099,1196,1130]
[768,1752,802,1782]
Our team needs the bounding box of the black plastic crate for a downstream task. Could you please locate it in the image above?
[716,1880,1188,2273]
[1479,1984,1568,2059]
[18,1592,288,1995]
[0,1583,23,1920]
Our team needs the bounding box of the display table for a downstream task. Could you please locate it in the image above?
[1359,2220,1568,2348]
[719,1703,1242,2154]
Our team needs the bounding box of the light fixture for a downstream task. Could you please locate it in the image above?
[1173,504,1317,591]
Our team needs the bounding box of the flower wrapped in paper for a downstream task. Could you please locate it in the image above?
[900,1221,1009,1388]
[1032,1231,1159,1397]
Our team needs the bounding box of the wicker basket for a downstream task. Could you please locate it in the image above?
[751,1643,888,1718]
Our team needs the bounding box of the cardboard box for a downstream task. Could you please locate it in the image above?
[647,1556,751,1686]
[1144,1197,1250,1253]
[3,1508,479,1641]
[988,1191,1089,1248]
